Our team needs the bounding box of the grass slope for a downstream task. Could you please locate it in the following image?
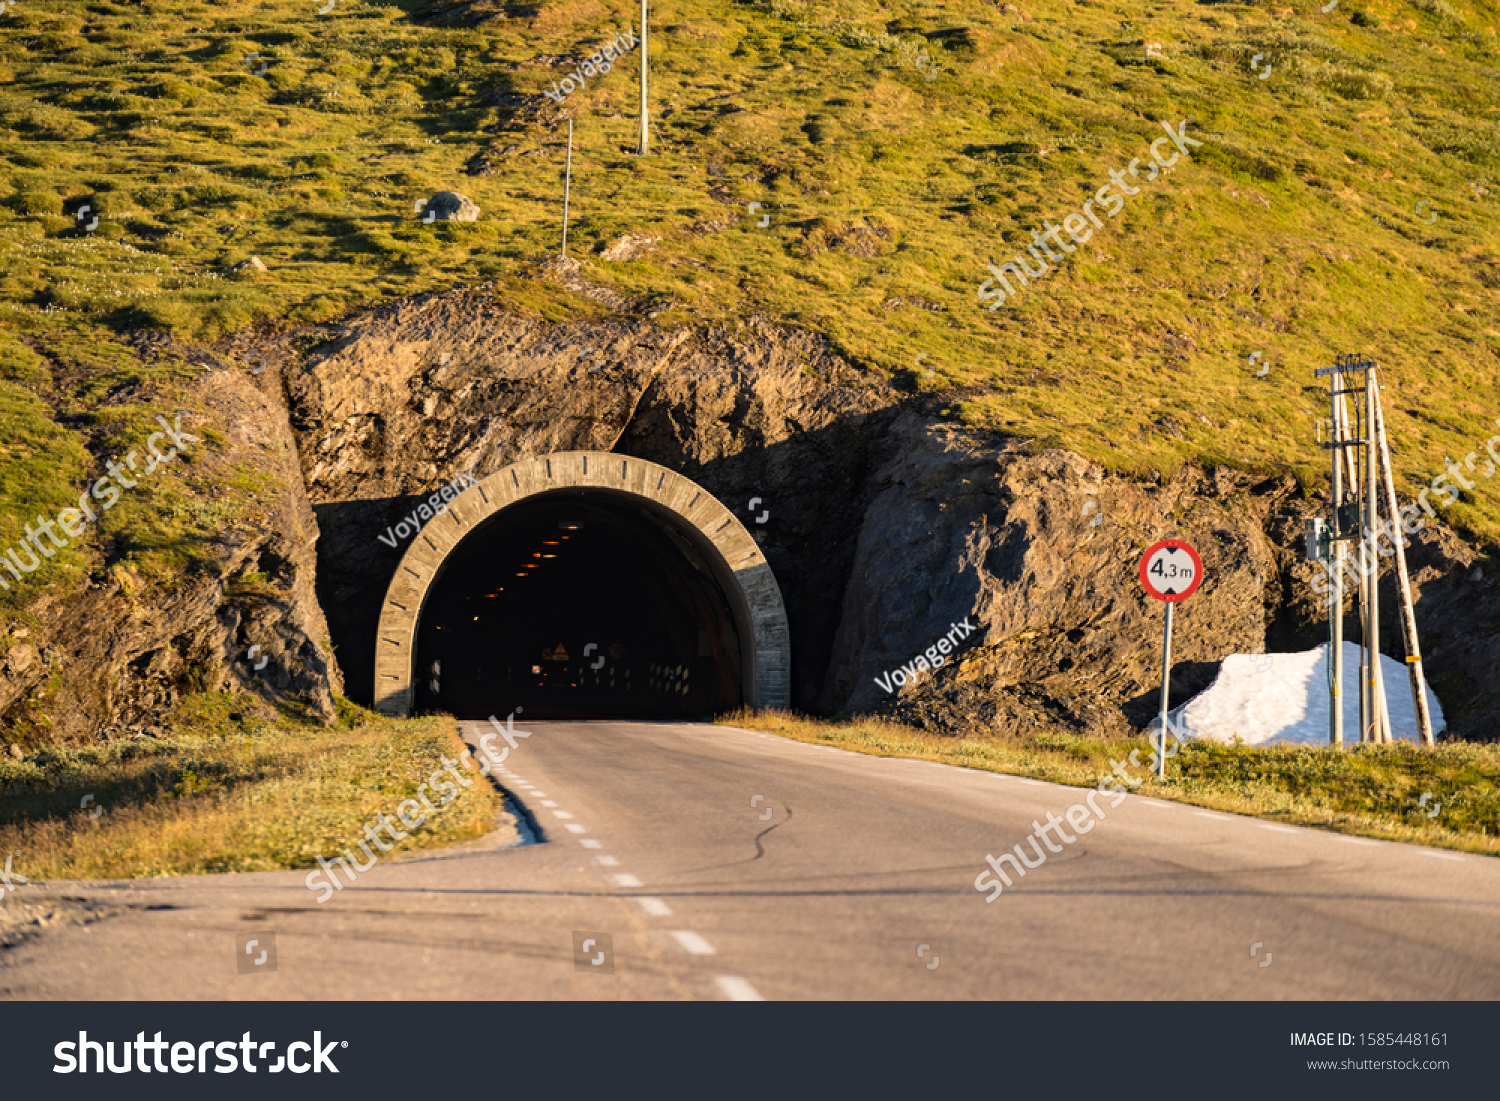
[1,3,1499,594]
[0,696,503,880]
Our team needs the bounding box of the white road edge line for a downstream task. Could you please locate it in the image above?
[715,975,764,1001]
[1418,851,1465,862]
[1194,812,1233,821]
[670,930,716,955]
[1333,837,1379,846]
[1258,824,1300,833]
[1141,800,1173,808]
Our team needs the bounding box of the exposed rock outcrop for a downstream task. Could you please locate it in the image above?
[273,287,1500,739]
[0,360,343,745]
[7,287,1496,747]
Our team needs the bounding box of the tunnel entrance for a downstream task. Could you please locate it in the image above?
[413,492,743,718]
[374,452,790,718]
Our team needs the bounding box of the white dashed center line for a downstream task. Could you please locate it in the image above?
[580,839,602,849]
[593,855,620,867]
[669,931,716,955]
[636,898,672,916]
[565,824,587,834]
[552,810,575,819]
[608,873,642,888]
[541,801,558,807]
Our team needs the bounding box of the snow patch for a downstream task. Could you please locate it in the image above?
[1149,642,1445,748]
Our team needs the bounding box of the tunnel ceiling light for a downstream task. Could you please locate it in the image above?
[515,572,528,577]
[541,554,556,558]
[559,522,583,530]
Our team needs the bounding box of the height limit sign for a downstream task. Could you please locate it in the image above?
[1139,539,1204,780]
[1139,540,1203,603]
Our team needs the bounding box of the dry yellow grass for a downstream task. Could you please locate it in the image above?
[0,701,504,882]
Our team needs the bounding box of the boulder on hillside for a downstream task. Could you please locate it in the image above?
[423,191,481,222]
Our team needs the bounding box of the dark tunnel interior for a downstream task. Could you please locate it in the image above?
[412,490,747,719]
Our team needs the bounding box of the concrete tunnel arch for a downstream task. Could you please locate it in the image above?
[372,451,790,716]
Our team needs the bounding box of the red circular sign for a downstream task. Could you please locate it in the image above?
[1139,539,1204,603]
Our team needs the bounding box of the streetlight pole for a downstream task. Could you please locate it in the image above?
[638,0,649,155]
[561,119,573,258]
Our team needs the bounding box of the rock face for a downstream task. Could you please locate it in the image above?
[423,192,480,222]
[7,287,1498,746]
[274,287,1500,740]
[278,288,891,707]
[0,361,343,745]
[827,416,1277,735]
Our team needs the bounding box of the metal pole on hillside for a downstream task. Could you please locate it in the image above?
[1366,366,1393,743]
[1329,388,1345,747]
[1317,353,1417,747]
[1373,385,1436,746]
[637,0,650,155]
[561,118,573,258]
[1365,367,1379,741]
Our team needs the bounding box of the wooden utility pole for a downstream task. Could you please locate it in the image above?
[1364,365,1393,743]
[1319,354,1401,746]
[1373,385,1436,746]
[1332,384,1356,747]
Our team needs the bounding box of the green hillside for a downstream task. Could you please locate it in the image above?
[3,0,1500,577]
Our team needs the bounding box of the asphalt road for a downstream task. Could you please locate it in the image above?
[2,719,1498,1000]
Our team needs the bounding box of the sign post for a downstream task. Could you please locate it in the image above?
[1139,539,1205,779]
